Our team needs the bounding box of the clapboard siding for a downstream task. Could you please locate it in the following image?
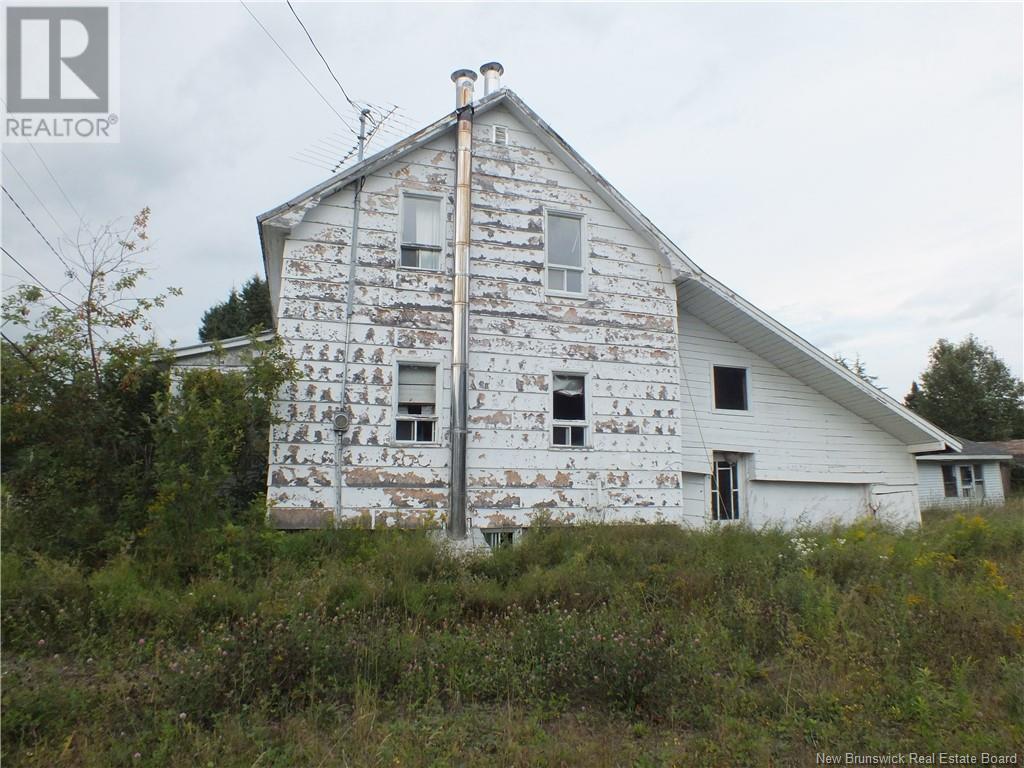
[676,309,917,486]
[268,105,685,527]
[917,460,1006,507]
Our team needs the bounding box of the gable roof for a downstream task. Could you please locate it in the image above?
[258,88,960,454]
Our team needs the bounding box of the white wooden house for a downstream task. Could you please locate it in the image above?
[916,440,1013,508]
[199,65,967,536]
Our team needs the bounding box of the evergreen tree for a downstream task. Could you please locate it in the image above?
[834,353,885,390]
[905,335,1024,440]
[198,276,273,341]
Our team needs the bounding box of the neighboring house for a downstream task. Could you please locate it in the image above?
[189,64,967,536]
[917,440,1014,508]
[169,331,276,375]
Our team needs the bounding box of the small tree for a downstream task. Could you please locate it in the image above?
[198,275,274,342]
[905,335,1024,440]
[1,209,179,561]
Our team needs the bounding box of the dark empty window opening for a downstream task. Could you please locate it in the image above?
[941,465,958,498]
[483,529,517,550]
[396,364,437,443]
[552,373,587,446]
[713,366,748,411]
[711,453,742,521]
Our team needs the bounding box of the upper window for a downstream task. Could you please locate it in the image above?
[552,373,587,446]
[396,363,438,443]
[713,366,748,411]
[546,212,584,295]
[492,125,509,145]
[401,194,442,270]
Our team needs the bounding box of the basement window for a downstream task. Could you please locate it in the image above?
[396,363,438,443]
[712,366,748,411]
[552,373,587,447]
[546,212,584,295]
[711,453,742,521]
[400,193,442,270]
[483,529,518,550]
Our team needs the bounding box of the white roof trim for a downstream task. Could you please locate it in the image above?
[916,454,1012,462]
[169,330,275,360]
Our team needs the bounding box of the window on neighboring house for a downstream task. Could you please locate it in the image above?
[396,363,437,443]
[959,465,976,498]
[401,194,442,270]
[483,529,518,550]
[941,465,958,498]
[713,366,748,411]
[546,212,584,294]
[552,373,587,446]
[711,453,742,521]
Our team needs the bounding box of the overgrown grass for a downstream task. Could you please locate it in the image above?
[3,502,1023,766]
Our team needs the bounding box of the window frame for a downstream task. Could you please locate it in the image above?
[710,363,753,416]
[398,190,445,272]
[482,527,520,550]
[710,451,745,522]
[392,359,443,446]
[941,464,959,498]
[543,208,588,298]
[550,369,591,449]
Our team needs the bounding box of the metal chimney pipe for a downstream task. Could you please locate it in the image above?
[448,69,476,540]
[479,62,504,96]
[452,68,477,109]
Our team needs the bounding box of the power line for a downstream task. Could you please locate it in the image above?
[0,97,85,225]
[0,245,74,310]
[239,1,358,135]
[285,0,365,115]
[2,185,65,265]
[25,141,84,224]
[2,151,72,241]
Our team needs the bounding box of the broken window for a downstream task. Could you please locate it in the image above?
[711,453,742,521]
[396,363,437,443]
[546,212,584,294]
[958,464,986,499]
[973,465,985,498]
[483,529,517,550]
[400,194,442,270]
[552,372,587,446]
[941,465,958,498]
[713,366,748,411]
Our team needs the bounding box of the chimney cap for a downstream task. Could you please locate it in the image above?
[480,61,504,76]
[451,69,478,82]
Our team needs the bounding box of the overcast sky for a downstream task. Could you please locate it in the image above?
[2,1,1021,395]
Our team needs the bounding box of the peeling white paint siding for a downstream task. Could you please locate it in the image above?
[269,135,458,528]
[676,308,921,525]
[268,107,686,528]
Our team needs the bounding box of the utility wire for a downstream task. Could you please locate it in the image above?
[1,98,85,225]
[239,1,358,135]
[285,0,365,115]
[25,141,84,223]
[2,185,65,265]
[0,245,74,310]
[2,152,72,241]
